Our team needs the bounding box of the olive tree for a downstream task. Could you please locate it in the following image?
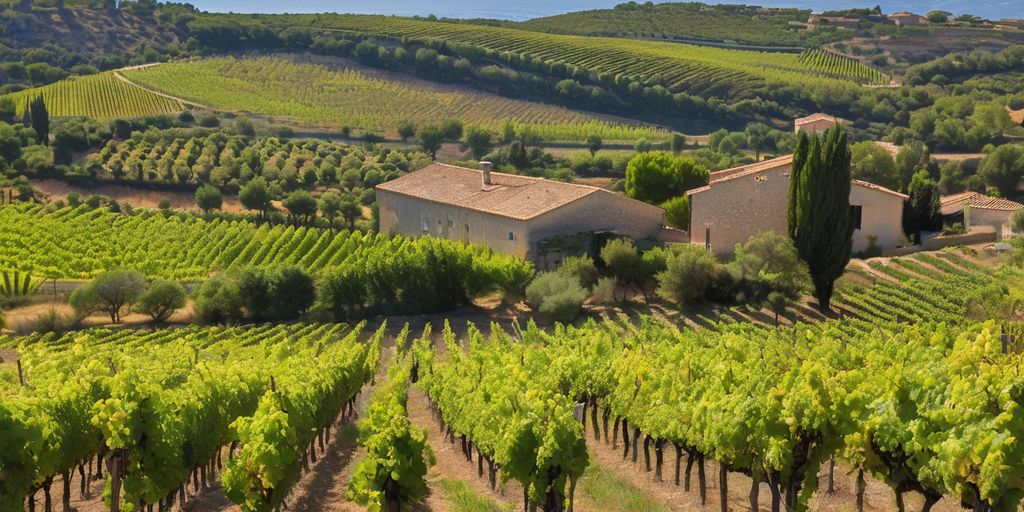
[69,270,147,323]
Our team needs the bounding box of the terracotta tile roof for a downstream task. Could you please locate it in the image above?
[965,194,1024,212]
[941,192,1024,214]
[851,179,909,200]
[375,162,606,220]
[794,113,851,126]
[940,191,981,216]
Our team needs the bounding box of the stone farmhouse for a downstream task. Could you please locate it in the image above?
[889,11,926,27]
[794,113,851,134]
[687,155,908,255]
[375,162,667,264]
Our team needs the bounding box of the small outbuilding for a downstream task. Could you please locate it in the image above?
[687,155,908,255]
[375,162,667,264]
[794,113,852,135]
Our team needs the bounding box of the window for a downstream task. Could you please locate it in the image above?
[508,232,515,241]
[448,219,453,227]
[421,217,429,232]
[704,226,712,251]
[465,224,470,232]
[851,205,863,230]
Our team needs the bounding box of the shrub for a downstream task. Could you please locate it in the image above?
[192,276,243,324]
[526,272,587,323]
[600,238,640,288]
[136,280,186,322]
[662,195,690,229]
[590,277,617,305]
[728,231,810,301]
[656,244,717,308]
[267,266,316,320]
[557,255,599,289]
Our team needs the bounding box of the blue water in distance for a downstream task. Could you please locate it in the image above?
[188,0,1021,22]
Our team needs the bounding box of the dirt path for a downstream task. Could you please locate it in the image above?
[30,178,248,213]
[407,385,523,510]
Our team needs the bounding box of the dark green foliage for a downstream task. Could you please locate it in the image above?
[655,244,717,308]
[282,190,317,225]
[851,141,899,191]
[193,275,244,324]
[239,177,272,218]
[586,134,602,156]
[662,195,689,230]
[28,95,48,146]
[464,127,492,160]
[194,184,223,213]
[397,120,416,142]
[902,170,941,244]
[417,124,443,159]
[556,255,599,289]
[979,145,1024,197]
[0,122,21,162]
[267,266,316,320]
[787,126,854,312]
[135,280,186,322]
[625,152,708,204]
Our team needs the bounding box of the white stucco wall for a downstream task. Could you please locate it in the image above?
[849,184,906,252]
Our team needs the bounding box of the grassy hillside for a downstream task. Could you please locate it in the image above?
[122,56,664,141]
[515,2,839,47]
[246,14,889,95]
[5,72,184,118]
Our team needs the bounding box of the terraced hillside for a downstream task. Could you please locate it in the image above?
[4,72,184,118]
[121,56,663,140]
[246,14,890,94]
[516,2,829,47]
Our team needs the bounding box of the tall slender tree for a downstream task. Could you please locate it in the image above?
[787,125,853,312]
[29,95,49,146]
[21,99,31,127]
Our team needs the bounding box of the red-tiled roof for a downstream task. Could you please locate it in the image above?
[966,195,1024,211]
[376,162,624,220]
[941,192,1024,214]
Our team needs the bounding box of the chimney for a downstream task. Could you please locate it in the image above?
[480,161,492,186]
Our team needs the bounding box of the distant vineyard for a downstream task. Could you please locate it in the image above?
[4,72,184,118]
[0,204,527,280]
[250,15,877,97]
[797,49,888,84]
[122,57,663,142]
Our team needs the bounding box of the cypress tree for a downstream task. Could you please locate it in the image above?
[29,95,49,146]
[21,99,31,127]
[787,125,853,312]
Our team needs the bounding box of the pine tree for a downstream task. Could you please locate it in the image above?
[29,95,49,146]
[787,125,853,312]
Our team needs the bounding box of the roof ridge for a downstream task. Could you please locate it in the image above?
[430,161,606,193]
